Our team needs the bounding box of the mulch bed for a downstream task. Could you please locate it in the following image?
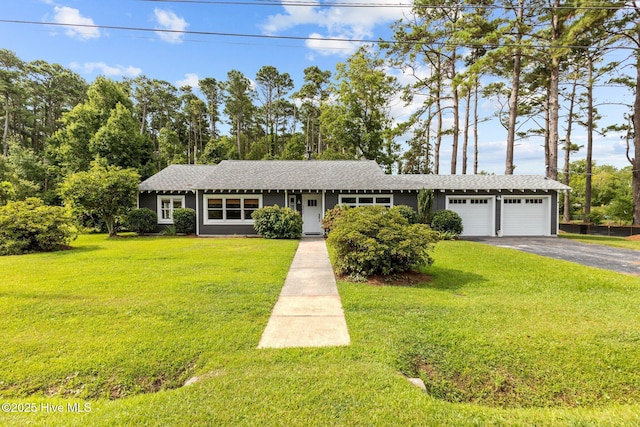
[339,271,432,286]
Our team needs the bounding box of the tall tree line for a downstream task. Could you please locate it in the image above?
[1,1,640,223]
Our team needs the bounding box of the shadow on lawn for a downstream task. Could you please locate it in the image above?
[50,245,102,256]
[424,267,486,291]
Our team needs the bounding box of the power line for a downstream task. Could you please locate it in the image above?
[0,18,635,51]
[139,0,635,11]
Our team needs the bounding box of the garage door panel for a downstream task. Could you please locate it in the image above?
[447,197,494,237]
[502,197,549,236]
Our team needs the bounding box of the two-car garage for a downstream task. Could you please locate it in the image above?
[445,195,552,237]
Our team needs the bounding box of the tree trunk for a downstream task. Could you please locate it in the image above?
[633,48,640,224]
[548,58,560,180]
[563,65,578,224]
[236,116,242,159]
[2,94,9,156]
[474,78,479,174]
[547,2,561,180]
[585,58,594,223]
[462,88,470,175]
[506,0,524,175]
[450,54,459,175]
[434,54,443,175]
[106,216,117,238]
[544,89,550,178]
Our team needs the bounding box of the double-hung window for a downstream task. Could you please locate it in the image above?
[204,195,262,224]
[338,195,393,208]
[157,196,185,224]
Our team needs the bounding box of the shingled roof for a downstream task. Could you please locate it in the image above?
[395,174,570,191]
[139,164,216,192]
[197,160,402,191]
[139,160,571,192]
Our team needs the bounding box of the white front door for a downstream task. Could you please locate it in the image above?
[302,194,323,234]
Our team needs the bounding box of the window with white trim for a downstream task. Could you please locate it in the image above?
[338,195,393,208]
[204,195,262,223]
[157,195,185,224]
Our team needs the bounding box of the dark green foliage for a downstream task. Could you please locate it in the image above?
[322,204,350,234]
[390,205,419,224]
[327,206,440,278]
[59,162,140,237]
[587,209,604,225]
[0,197,78,255]
[173,208,196,234]
[252,205,302,239]
[127,208,157,235]
[417,188,434,224]
[0,181,16,205]
[431,210,463,235]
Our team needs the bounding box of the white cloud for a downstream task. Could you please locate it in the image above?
[305,33,361,56]
[154,9,189,44]
[176,73,200,89]
[262,0,410,57]
[52,6,100,40]
[70,62,142,78]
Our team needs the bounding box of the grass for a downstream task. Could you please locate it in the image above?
[559,232,640,250]
[2,235,640,426]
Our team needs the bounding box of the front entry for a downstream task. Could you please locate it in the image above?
[302,194,323,234]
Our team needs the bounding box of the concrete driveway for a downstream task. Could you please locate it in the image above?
[469,237,640,276]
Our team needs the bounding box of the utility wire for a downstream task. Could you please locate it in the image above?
[139,0,636,11]
[0,19,635,50]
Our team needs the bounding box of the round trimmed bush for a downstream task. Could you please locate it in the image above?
[127,208,157,235]
[327,206,440,278]
[390,205,419,224]
[252,205,302,239]
[322,205,350,235]
[173,208,196,234]
[430,209,463,235]
[0,198,78,255]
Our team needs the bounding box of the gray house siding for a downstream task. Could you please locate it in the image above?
[197,191,286,236]
[324,190,418,211]
[393,192,419,210]
[138,191,196,232]
[138,161,570,237]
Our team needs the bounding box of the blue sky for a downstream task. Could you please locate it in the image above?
[0,0,634,175]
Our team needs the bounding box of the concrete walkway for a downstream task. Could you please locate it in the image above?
[258,237,351,349]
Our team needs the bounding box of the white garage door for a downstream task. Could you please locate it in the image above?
[446,197,494,236]
[502,197,550,236]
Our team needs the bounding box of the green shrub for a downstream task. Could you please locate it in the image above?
[0,197,78,255]
[252,205,302,239]
[327,206,440,278]
[587,209,604,225]
[431,209,463,235]
[390,205,419,224]
[173,208,196,234]
[161,225,177,236]
[417,188,434,224]
[322,205,350,235]
[127,208,157,235]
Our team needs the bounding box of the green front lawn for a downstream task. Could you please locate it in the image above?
[560,233,640,250]
[2,235,640,426]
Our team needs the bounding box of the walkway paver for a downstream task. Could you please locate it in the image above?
[258,237,351,348]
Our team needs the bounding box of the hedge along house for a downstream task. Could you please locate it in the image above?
[138,160,570,237]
